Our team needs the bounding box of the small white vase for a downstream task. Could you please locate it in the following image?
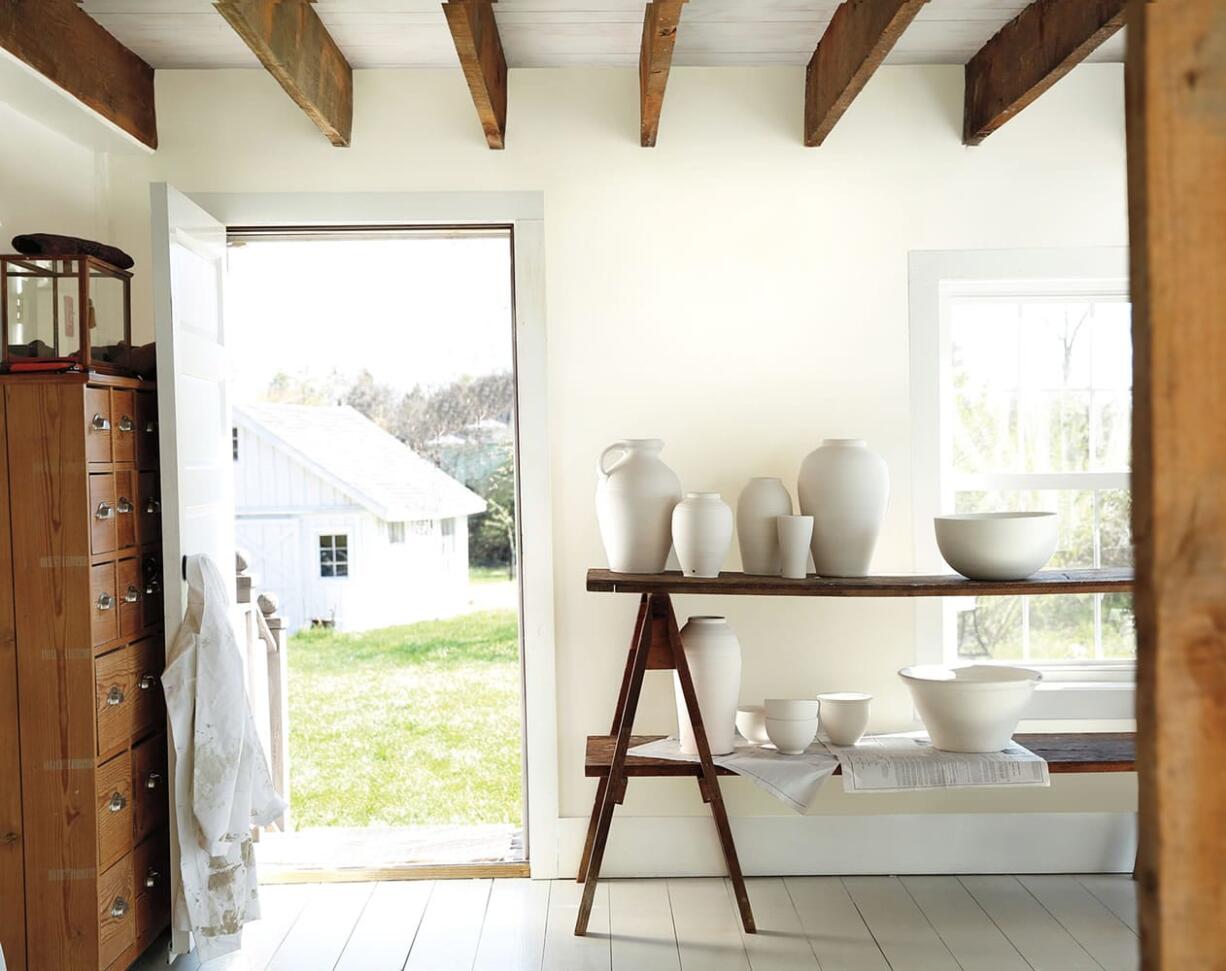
[675,616,742,755]
[736,477,793,575]
[776,515,814,579]
[797,439,889,578]
[672,492,733,578]
[596,439,682,574]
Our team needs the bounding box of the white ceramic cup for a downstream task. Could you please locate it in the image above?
[735,705,770,744]
[817,692,872,746]
[776,515,815,579]
[765,717,817,755]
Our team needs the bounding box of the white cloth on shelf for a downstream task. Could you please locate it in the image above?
[162,554,287,963]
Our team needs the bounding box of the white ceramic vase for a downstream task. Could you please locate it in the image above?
[736,477,793,575]
[672,492,733,578]
[596,439,682,574]
[675,616,742,755]
[797,439,889,578]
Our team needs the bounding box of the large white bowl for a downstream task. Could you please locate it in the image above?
[899,664,1042,752]
[935,512,1058,581]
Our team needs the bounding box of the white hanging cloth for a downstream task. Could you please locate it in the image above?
[162,554,287,963]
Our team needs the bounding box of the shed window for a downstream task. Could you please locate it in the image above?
[319,534,349,577]
[232,427,239,461]
[388,522,406,544]
[441,517,456,553]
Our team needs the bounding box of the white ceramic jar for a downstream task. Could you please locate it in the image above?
[596,439,682,574]
[672,492,733,578]
[797,439,889,578]
[736,477,793,575]
[675,616,742,755]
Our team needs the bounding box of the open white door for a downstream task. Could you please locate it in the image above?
[149,183,236,960]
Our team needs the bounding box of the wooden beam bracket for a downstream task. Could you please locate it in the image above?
[443,0,508,150]
[639,0,687,148]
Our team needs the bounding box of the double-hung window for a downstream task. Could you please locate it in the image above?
[319,533,349,578]
[910,248,1133,720]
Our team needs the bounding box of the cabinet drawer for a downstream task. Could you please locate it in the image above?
[91,562,119,648]
[118,558,144,639]
[132,637,163,739]
[136,392,159,470]
[95,647,134,757]
[98,853,136,970]
[138,471,162,546]
[133,831,171,946]
[112,390,136,463]
[115,470,137,550]
[89,473,117,555]
[96,752,134,872]
[142,552,164,630]
[86,387,113,464]
[132,733,167,844]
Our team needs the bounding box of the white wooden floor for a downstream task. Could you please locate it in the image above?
[132,875,1138,971]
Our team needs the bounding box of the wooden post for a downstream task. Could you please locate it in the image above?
[258,593,291,832]
[1127,0,1226,963]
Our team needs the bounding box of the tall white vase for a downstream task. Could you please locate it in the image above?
[672,492,733,578]
[797,439,889,577]
[736,477,793,575]
[675,616,742,755]
[596,439,682,573]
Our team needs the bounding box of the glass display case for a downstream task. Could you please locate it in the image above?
[1,254,133,374]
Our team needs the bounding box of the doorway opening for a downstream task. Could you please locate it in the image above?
[224,226,526,879]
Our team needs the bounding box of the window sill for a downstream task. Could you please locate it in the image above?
[1024,679,1135,721]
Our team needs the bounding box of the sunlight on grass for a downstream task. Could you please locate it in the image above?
[287,609,522,829]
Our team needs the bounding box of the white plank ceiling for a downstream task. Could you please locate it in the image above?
[79,0,1126,71]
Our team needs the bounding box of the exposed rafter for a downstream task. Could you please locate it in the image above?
[443,0,508,150]
[0,0,156,150]
[214,0,353,147]
[963,0,1126,145]
[639,0,687,148]
[804,0,927,147]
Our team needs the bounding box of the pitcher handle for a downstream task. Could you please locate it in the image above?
[598,441,632,479]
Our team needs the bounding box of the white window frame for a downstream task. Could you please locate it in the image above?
[909,247,1133,721]
[318,532,349,578]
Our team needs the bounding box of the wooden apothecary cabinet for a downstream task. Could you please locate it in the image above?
[0,371,169,970]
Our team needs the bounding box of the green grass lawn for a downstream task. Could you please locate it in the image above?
[469,565,513,584]
[287,609,523,829]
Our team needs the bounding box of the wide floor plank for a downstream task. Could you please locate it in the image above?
[784,876,890,971]
[607,879,681,971]
[335,880,433,971]
[1020,875,1138,971]
[1077,875,1140,933]
[735,878,820,971]
[404,878,492,970]
[668,878,750,971]
[474,878,552,971]
[901,876,1029,971]
[542,879,612,971]
[961,875,1099,971]
[230,883,318,971]
[842,877,960,971]
[267,882,375,971]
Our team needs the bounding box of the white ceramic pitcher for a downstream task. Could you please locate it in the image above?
[596,439,682,574]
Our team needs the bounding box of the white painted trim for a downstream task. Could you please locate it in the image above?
[558,813,1136,878]
[180,191,560,878]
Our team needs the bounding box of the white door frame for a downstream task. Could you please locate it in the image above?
[190,191,559,877]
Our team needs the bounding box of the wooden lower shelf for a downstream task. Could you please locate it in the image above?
[585,732,1137,777]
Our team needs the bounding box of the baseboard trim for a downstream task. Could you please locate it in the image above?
[557,812,1136,878]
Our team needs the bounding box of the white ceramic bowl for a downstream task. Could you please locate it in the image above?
[736,705,770,744]
[934,512,1058,581]
[765,698,820,720]
[899,664,1042,752]
[817,692,872,746]
[765,716,817,755]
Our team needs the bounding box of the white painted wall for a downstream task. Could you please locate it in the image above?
[63,63,1135,872]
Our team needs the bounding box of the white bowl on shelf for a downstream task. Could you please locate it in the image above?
[764,699,819,754]
[934,512,1059,581]
[899,664,1042,752]
[736,705,770,744]
[765,698,819,720]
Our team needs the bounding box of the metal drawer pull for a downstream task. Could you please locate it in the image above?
[91,414,111,432]
[106,685,124,706]
[145,868,160,889]
[117,497,134,514]
[144,497,161,514]
[97,592,115,611]
[118,415,134,433]
[145,771,161,790]
[124,585,141,604]
[96,501,114,520]
[110,897,129,919]
[144,421,157,434]
[139,674,158,691]
[108,792,126,813]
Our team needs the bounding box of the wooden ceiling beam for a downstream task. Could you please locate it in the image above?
[963,0,1126,146]
[639,0,687,148]
[804,0,927,147]
[214,0,353,147]
[443,0,507,150]
[0,0,156,150]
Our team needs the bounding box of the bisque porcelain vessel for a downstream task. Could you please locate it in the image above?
[764,699,819,754]
[736,477,793,575]
[596,439,682,574]
[899,664,1042,753]
[798,439,889,578]
[735,705,770,744]
[675,617,742,756]
[935,512,1058,581]
[776,515,814,579]
[817,692,872,746]
[673,492,733,578]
